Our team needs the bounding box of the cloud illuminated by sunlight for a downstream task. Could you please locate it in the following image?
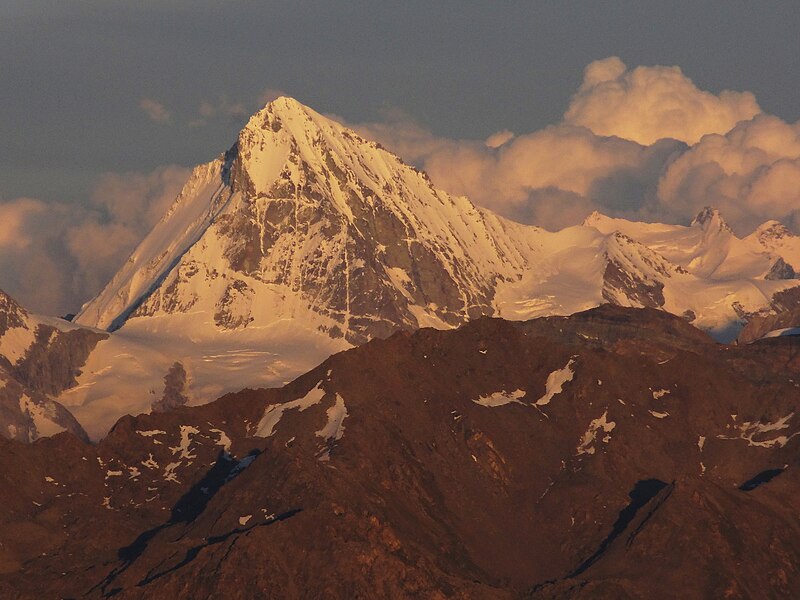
[564,57,761,145]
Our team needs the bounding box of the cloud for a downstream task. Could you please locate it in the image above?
[191,95,259,127]
[139,98,171,123]
[351,58,800,235]
[353,110,684,230]
[564,57,761,145]
[484,130,515,148]
[0,165,191,316]
[658,115,800,233]
[0,198,46,249]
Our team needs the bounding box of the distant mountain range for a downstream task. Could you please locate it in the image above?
[2,97,800,599]
[2,97,800,440]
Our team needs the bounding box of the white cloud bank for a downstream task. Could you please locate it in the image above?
[0,166,190,315]
[564,56,761,145]
[353,57,800,235]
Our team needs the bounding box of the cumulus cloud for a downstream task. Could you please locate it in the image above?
[353,110,684,230]
[658,115,800,232]
[352,58,800,234]
[139,98,171,123]
[564,57,761,146]
[0,198,46,249]
[484,130,515,148]
[0,165,190,316]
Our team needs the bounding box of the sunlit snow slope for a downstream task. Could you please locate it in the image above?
[63,97,799,439]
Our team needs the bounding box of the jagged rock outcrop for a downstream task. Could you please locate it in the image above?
[765,257,796,280]
[738,286,800,344]
[151,362,189,413]
[0,289,105,442]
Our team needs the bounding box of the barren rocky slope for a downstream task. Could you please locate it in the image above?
[0,289,105,442]
[0,306,798,598]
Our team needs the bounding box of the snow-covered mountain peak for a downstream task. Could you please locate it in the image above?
[232,97,424,213]
[691,206,731,232]
[582,211,606,229]
[0,289,29,335]
[753,220,793,242]
[76,97,543,345]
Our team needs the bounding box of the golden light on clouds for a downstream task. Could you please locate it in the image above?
[565,57,762,146]
[354,57,800,235]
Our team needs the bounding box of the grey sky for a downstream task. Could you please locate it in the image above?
[3,1,800,203]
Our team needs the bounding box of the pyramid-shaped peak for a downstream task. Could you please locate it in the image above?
[261,95,315,117]
[691,206,730,232]
[583,210,606,226]
[229,95,428,208]
[244,96,336,134]
[0,287,28,324]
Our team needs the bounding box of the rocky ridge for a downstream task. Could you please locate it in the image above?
[0,307,798,598]
[0,290,106,442]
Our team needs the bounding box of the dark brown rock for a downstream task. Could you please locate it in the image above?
[0,307,798,598]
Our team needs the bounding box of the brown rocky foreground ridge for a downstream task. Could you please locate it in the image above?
[0,306,798,598]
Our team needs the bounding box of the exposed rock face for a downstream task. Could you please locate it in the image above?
[151,362,189,413]
[738,286,800,344]
[1,307,798,598]
[600,233,679,309]
[0,375,88,443]
[0,289,105,442]
[12,325,109,396]
[765,257,796,280]
[690,206,732,232]
[0,290,27,337]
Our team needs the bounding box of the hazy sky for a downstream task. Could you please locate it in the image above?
[3,1,800,315]
[3,1,800,202]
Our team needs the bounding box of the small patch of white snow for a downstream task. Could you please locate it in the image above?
[718,413,800,448]
[316,394,348,442]
[137,429,166,437]
[169,425,200,460]
[576,411,616,456]
[255,382,326,437]
[534,358,576,406]
[648,410,669,419]
[473,389,526,407]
